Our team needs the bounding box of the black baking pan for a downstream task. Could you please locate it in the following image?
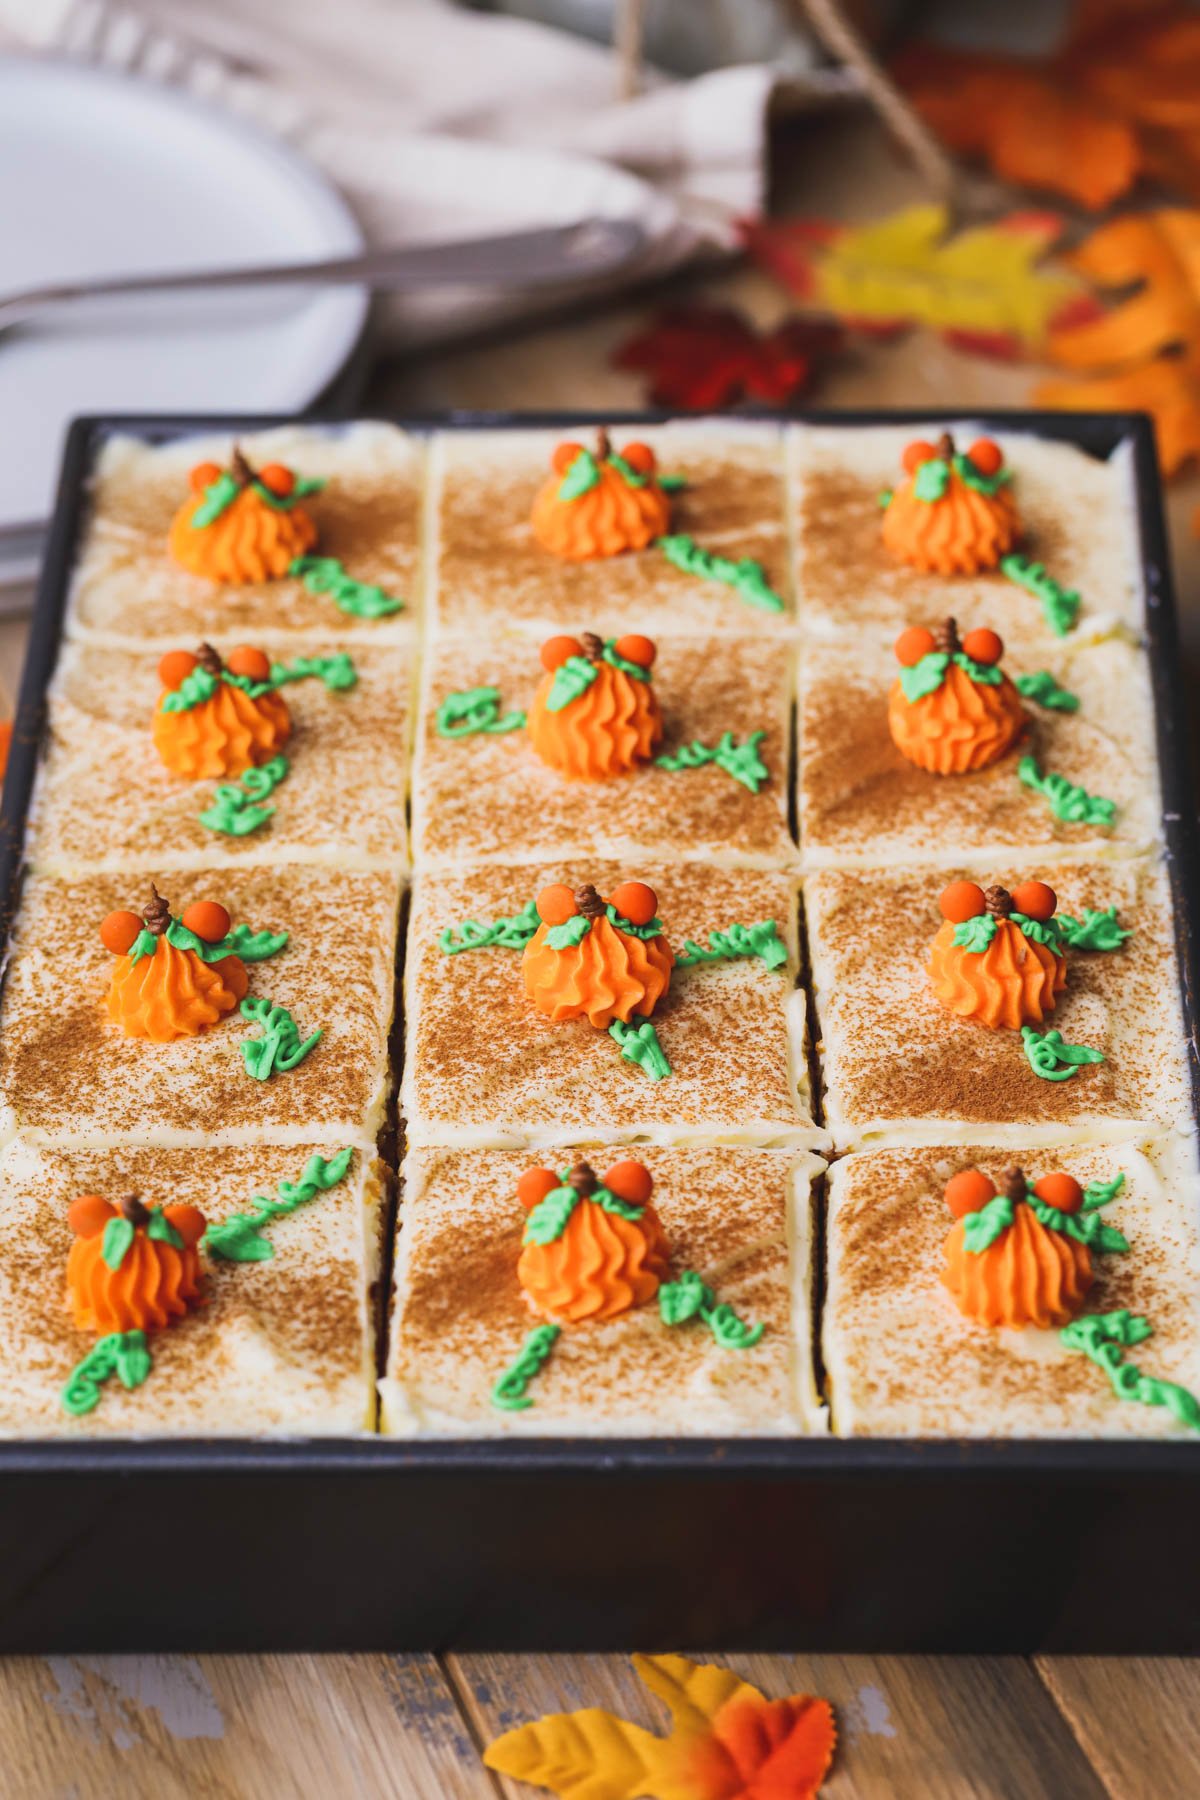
[0,409,1195,1655]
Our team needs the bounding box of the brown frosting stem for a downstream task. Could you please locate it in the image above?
[143,885,171,935]
[984,884,1013,919]
[567,1161,598,1196]
[1001,1166,1027,1204]
[574,884,605,919]
[933,616,961,656]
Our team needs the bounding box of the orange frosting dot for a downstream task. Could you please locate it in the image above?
[68,1195,115,1239]
[540,636,583,673]
[180,900,231,944]
[164,1202,208,1246]
[939,880,986,924]
[189,461,221,494]
[158,650,199,691]
[536,884,577,926]
[1010,880,1057,921]
[517,1167,560,1212]
[942,1201,1092,1329]
[100,909,144,956]
[944,1169,996,1219]
[894,626,937,667]
[901,439,937,475]
[609,881,657,927]
[225,645,271,682]
[928,915,1066,1030]
[603,1160,653,1205]
[1033,1172,1084,1214]
[967,437,1004,477]
[961,626,1004,665]
[613,633,656,669]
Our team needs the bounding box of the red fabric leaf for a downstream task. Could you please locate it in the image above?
[612,307,840,410]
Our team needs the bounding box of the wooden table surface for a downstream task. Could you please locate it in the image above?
[4,110,1198,1800]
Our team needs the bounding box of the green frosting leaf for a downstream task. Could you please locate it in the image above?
[604,904,663,941]
[608,1018,672,1080]
[545,654,598,712]
[114,1329,153,1389]
[189,471,242,528]
[557,450,600,500]
[203,1147,354,1263]
[1010,911,1064,953]
[160,667,220,714]
[1021,1026,1105,1082]
[164,918,288,963]
[659,1268,764,1348]
[606,450,648,488]
[251,475,324,510]
[954,451,1011,495]
[101,1216,135,1271]
[1058,906,1131,951]
[546,915,591,949]
[601,639,653,681]
[962,1195,1015,1253]
[952,913,997,953]
[1018,754,1116,828]
[523,1185,580,1246]
[146,1210,184,1250]
[1015,670,1080,712]
[898,652,950,702]
[912,457,950,501]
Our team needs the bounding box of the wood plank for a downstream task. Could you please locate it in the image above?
[449,1649,1109,1800]
[1035,1656,1200,1800]
[3,1651,499,1800]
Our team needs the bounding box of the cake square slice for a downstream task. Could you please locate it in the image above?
[403,862,823,1149]
[430,422,793,640]
[66,424,421,647]
[0,1139,384,1437]
[0,865,401,1147]
[413,634,795,870]
[380,1144,826,1436]
[825,1135,1200,1438]
[791,423,1141,645]
[806,858,1191,1149]
[798,635,1160,871]
[27,637,414,876]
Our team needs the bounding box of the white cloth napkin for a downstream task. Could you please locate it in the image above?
[0,0,777,344]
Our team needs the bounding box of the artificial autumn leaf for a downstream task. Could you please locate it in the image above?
[1037,349,1200,477]
[611,307,840,410]
[1046,211,1200,369]
[743,205,1089,358]
[893,4,1200,211]
[482,1652,837,1800]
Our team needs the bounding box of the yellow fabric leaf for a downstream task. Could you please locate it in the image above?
[632,1653,765,1737]
[812,204,1078,346]
[482,1706,669,1800]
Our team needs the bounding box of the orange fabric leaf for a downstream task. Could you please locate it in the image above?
[1047,212,1200,369]
[482,1654,836,1800]
[1036,352,1200,477]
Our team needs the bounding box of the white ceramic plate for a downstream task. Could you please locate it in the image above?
[0,56,368,576]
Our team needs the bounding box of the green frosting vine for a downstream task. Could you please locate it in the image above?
[439,899,540,954]
[898,650,1002,704]
[203,1146,354,1263]
[1015,670,1080,712]
[491,1324,561,1411]
[162,653,356,714]
[289,555,404,618]
[1018,754,1116,828]
[964,1173,1127,1254]
[61,1329,152,1417]
[1021,1026,1105,1082]
[608,1018,672,1080]
[658,1269,764,1349]
[655,729,768,793]
[199,754,289,837]
[1060,1310,1200,1433]
[1001,553,1081,636]
[605,904,663,940]
[435,687,526,738]
[240,995,322,1080]
[657,534,784,613]
[674,920,788,972]
[546,915,591,949]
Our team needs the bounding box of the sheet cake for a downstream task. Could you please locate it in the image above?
[806,858,1192,1149]
[791,423,1141,645]
[380,1144,825,1436]
[430,422,793,639]
[798,635,1160,871]
[403,862,821,1149]
[0,1140,383,1436]
[824,1136,1200,1437]
[27,637,415,875]
[0,865,401,1147]
[67,424,422,647]
[413,633,794,869]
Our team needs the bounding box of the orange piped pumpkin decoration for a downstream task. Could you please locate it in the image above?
[516,1159,672,1324]
[168,445,318,584]
[928,879,1065,1029]
[522,881,673,1028]
[102,885,247,1042]
[151,641,291,779]
[940,1166,1093,1329]
[527,630,662,780]
[67,1192,207,1334]
[530,429,671,560]
[888,616,1025,774]
[882,432,1020,574]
